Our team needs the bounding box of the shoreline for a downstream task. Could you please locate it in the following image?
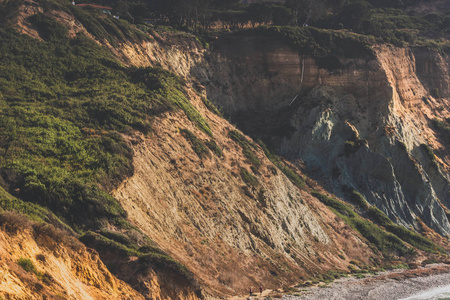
[283,264,450,300]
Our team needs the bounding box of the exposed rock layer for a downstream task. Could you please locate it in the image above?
[196,35,450,236]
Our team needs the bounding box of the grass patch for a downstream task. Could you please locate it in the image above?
[69,4,148,47]
[229,130,261,168]
[201,97,222,117]
[311,191,407,255]
[240,167,259,187]
[180,129,209,158]
[346,188,368,209]
[205,139,223,157]
[79,231,141,257]
[367,206,444,253]
[0,186,52,223]
[258,141,305,189]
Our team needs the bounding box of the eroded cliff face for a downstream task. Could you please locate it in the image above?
[8,2,450,298]
[199,35,450,237]
[0,214,142,300]
[112,90,376,297]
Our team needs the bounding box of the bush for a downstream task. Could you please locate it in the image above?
[0,211,32,233]
[138,252,198,288]
[28,13,68,42]
[17,258,38,275]
[205,139,223,157]
[349,190,368,209]
[180,129,209,158]
[431,88,440,99]
[235,26,375,59]
[229,130,261,168]
[240,167,259,187]
[79,231,140,257]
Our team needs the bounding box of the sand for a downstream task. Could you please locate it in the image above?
[283,264,450,300]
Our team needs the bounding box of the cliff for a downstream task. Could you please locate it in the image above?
[1,1,450,299]
[197,32,450,237]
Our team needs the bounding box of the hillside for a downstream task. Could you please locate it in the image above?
[0,0,449,299]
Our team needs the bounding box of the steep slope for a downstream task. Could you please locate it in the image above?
[197,29,450,237]
[0,211,142,300]
[112,90,377,296]
[0,1,449,299]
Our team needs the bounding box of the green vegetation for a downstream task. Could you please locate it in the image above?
[432,118,450,145]
[130,67,212,136]
[367,206,444,253]
[0,186,52,223]
[360,8,450,48]
[313,191,443,255]
[180,129,210,158]
[139,252,199,289]
[80,231,141,257]
[17,258,39,275]
[229,130,261,169]
[0,4,210,281]
[258,141,305,190]
[70,6,148,47]
[205,139,223,157]
[240,167,259,187]
[0,15,209,230]
[201,97,222,117]
[349,189,368,209]
[312,191,407,255]
[235,26,374,69]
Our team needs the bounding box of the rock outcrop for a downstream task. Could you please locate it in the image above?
[198,34,450,237]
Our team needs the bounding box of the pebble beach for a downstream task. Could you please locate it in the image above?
[284,264,450,300]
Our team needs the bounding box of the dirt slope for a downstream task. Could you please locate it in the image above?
[0,213,142,300]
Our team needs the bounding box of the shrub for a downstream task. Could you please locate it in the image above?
[180,129,209,158]
[240,167,259,187]
[0,211,32,233]
[17,258,38,275]
[201,97,222,116]
[138,253,199,289]
[79,231,140,257]
[431,88,440,99]
[28,13,68,42]
[350,190,368,209]
[229,130,261,168]
[99,229,134,248]
[235,26,374,59]
[205,139,223,157]
[432,118,450,139]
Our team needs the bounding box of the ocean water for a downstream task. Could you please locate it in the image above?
[400,285,450,300]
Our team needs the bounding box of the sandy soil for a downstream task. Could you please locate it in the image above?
[283,264,450,300]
